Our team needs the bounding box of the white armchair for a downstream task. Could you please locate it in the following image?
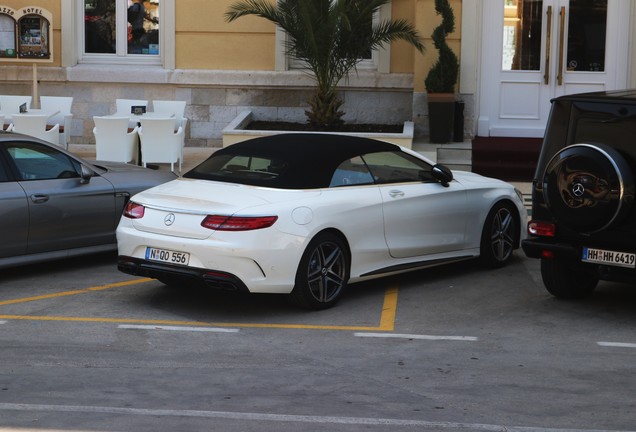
[139,117,184,173]
[10,114,60,145]
[152,100,187,130]
[0,95,32,130]
[93,116,139,163]
[40,96,74,149]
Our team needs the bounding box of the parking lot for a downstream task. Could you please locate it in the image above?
[0,251,635,432]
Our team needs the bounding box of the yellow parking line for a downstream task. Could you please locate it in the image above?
[0,280,399,331]
[0,278,154,306]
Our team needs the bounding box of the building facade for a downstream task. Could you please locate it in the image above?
[0,1,634,178]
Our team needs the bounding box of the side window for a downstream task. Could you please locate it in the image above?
[6,142,80,181]
[330,156,374,187]
[0,160,9,182]
[362,151,435,184]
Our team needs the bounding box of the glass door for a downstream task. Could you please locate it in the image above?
[478,0,627,138]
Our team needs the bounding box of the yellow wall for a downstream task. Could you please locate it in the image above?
[174,0,461,79]
[177,0,277,70]
[414,0,462,92]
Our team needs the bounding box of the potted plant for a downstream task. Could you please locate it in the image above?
[225,0,424,131]
[425,0,459,143]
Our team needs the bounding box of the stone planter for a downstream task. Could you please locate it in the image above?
[222,110,415,148]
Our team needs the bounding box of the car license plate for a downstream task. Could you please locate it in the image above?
[146,247,190,266]
[581,247,636,268]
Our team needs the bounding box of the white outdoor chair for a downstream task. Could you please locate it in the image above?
[152,100,188,163]
[0,95,32,129]
[115,98,148,115]
[93,116,139,164]
[40,96,74,149]
[152,100,187,130]
[10,113,60,145]
[139,117,184,173]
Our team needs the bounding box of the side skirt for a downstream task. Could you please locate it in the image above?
[360,255,474,278]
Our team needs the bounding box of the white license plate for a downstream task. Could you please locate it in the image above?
[582,247,636,268]
[146,247,190,266]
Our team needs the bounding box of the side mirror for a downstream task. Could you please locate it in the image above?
[80,165,94,184]
[432,164,453,187]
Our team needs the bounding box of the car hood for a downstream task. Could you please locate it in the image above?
[127,178,321,239]
[452,170,512,188]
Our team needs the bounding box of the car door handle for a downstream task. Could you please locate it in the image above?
[389,190,404,198]
[30,194,49,204]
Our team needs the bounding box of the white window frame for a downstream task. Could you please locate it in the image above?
[62,0,175,68]
[275,2,391,73]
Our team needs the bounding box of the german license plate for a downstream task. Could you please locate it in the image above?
[582,247,636,268]
[146,247,190,266]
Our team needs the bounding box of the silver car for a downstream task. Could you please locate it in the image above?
[0,132,176,269]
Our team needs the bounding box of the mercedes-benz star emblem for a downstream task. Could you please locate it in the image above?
[572,183,585,197]
[164,213,176,226]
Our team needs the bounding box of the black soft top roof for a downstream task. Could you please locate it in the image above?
[199,133,400,189]
[219,133,399,159]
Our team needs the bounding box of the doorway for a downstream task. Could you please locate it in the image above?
[478,0,629,138]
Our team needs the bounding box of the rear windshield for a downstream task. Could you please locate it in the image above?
[184,153,291,187]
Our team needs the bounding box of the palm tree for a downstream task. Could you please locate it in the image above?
[225,0,424,130]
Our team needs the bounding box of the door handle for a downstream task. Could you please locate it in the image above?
[557,6,566,86]
[544,6,552,85]
[30,194,49,203]
[389,190,404,198]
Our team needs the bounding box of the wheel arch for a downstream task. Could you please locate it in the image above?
[308,227,352,264]
[488,198,523,249]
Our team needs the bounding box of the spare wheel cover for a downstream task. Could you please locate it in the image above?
[542,143,634,233]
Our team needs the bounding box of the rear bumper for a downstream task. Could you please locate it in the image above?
[522,238,636,283]
[522,238,579,260]
[118,256,250,292]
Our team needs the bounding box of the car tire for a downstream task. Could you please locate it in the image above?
[543,143,635,233]
[479,202,517,268]
[540,258,598,299]
[290,233,350,310]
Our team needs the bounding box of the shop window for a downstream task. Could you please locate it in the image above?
[83,0,160,61]
[0,6,53,61]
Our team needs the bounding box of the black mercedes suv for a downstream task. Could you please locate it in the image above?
[523,90,636,298]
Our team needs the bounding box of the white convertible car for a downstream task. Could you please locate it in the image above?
[117,134,527,309]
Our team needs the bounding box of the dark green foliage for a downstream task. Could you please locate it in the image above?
[424,0,459,93]
[226,0,424,130]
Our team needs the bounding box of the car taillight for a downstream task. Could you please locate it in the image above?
[201,215,278,231]
[528,220,556,237]
[123,201,145,219]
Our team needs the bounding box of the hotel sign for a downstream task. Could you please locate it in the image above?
[0,5,53,62]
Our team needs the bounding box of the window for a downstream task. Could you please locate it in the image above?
[185,153,289,185]
[7,142,80,181]
[362,151,435,184]
[83,0,160,61]
[330,156,374,187]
